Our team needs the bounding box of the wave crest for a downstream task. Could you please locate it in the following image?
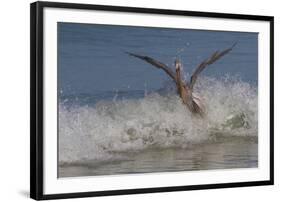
[59,76,258,164]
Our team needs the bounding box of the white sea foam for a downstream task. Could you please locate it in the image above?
[59,76,258,164]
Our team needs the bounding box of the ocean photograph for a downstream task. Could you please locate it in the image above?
[58,22,258,178]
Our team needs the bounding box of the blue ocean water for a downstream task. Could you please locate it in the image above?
[58,23,258,97]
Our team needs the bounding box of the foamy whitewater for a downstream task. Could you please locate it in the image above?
[59,76,258,165]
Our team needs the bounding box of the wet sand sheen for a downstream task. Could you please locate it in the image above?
[59,136,257,178]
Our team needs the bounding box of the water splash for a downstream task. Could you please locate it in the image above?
[59,76,257,164]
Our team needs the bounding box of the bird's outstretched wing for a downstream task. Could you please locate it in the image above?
[126,52,176,81]
[189,43,237,90]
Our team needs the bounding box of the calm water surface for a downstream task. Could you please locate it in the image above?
[60,136,257,177]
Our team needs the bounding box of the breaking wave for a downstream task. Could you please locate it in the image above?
[59,76,258,164]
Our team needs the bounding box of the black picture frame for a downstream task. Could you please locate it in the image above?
[30,1,274,200]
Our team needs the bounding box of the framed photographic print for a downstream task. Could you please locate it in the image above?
[30,1,274,200]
